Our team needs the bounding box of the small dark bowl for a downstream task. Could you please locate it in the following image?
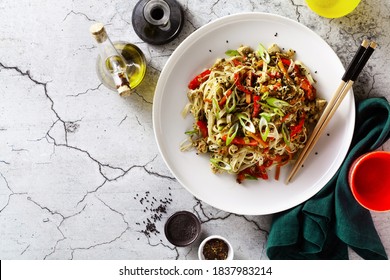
[164,211,201,247]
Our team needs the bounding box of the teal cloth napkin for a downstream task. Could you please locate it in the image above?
[267,97,390,260]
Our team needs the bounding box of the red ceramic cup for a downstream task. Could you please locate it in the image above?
[348,151,390,212]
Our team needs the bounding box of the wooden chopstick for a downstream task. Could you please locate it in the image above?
[286,40,377,183]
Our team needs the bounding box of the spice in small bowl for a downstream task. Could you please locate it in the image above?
[198,235,234,260]
[164,211,201,247]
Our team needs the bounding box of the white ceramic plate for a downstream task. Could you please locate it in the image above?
[153,13,355,215]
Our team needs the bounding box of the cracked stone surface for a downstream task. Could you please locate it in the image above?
[1,0,389,260]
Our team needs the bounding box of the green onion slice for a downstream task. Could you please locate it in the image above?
[257,43,270,64]
[185,129,197,135]
[225,91,237,113]
[266,97,290,108]
[259,112,274,122]
[282,123,290,145]
[226,123,239,145]
[210,158,232,171]
[273,108,285,117]
[237,113,256,133]
[259,116,270,142]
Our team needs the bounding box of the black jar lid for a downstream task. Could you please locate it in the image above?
[132,0,184,45]
[164,211,201,247]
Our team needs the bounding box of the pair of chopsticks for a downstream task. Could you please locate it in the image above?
[286,39,377,183]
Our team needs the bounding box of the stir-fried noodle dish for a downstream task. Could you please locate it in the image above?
[181,43,326,183]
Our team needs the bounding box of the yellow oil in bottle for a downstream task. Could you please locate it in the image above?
[305,0,361,18]
[105,55,127,72]
[97,41,146,92]
[116,42,147,90]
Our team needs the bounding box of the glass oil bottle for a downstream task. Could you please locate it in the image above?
[90,23,146,96]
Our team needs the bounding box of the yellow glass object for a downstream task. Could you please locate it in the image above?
[96,41,147,94]
[305,0,361,18]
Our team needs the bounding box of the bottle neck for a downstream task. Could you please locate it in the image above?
[96,36,120,61]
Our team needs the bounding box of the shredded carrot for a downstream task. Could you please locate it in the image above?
[247,132,269,148]
[275,165,281,181]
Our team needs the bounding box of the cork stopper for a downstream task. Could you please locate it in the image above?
[117,85,132,97]
[90,23,108,43]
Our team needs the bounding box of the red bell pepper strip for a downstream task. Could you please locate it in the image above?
[231,59,243,66]
[280,58,291,66]
[236,164,269,183]
[262,159,274,168]
[236,172,247,184]
[281,113,291,122]
[188,69,211,90]
[290,115,305,138]
[300,78,316,100]
[196,120,208,138]
[252,95,261,118]
[257,165,269,180]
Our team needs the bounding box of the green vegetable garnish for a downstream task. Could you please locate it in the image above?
[257,43,270,64]
[259,112,274,122]
[185,129,197,135]
[225,49,240,57]
[266,97,290,108]
[212,98,220,119]
[282,123,290,145]
[237,113,256,133]
[225,92,237,113]
[210,158,232,171]
[226,123,239,145]
[259,116,270,142]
